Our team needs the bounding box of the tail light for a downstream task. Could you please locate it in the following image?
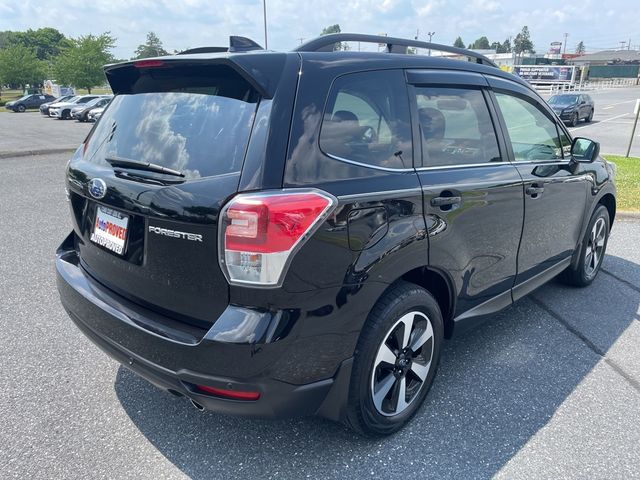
[219,189,337,287]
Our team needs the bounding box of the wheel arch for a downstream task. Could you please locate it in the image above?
[374,266,456,339]
[598,192,616,226]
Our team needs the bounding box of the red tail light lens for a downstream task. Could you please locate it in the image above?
[219,190,336,286]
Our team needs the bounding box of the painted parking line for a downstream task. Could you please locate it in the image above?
[569,113,629,132]
[601,100,637,110]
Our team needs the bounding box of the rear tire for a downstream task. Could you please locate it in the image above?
[561,205,610,287]
[345,281,443,436]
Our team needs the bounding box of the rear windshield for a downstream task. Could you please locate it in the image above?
[84,64,260,179]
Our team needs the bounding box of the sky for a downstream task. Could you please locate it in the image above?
[0,0,638,59]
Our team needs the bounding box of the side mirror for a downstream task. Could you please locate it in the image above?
[571,137,600,163]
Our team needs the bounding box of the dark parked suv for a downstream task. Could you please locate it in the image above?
[56,34,616,436]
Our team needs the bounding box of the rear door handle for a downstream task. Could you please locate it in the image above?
[430,196,462,208]
[525,185,545,197]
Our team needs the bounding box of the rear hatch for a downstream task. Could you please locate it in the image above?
[66,60,264,327]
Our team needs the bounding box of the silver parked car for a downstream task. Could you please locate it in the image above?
[71,96,112,122]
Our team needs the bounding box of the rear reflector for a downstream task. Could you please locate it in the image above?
[196,384,260,401]
[219,189,336,287]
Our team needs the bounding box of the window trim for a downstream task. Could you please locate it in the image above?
[318,68,415,172]
[408,83,505,169]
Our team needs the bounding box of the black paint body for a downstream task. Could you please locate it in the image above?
[56,49,616,420]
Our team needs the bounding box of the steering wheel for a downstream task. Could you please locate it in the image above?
[360,126,378,144]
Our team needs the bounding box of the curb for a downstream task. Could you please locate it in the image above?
[617,211,640,220]
[0,147,77,159]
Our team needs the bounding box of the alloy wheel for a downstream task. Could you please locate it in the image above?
[584,217,606,278]
[370,311,434,416]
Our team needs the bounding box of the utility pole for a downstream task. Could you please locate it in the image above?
[263,0,268,49]
[629,38,632,50]
[563,32,569,55]
[415,29,419,40]
[619,40,626,50]
[427,31,435,56]
[297,37,304,45]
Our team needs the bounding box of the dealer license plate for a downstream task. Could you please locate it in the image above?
[90,206,129,255]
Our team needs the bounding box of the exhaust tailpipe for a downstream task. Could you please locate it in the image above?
[190,399,205,411]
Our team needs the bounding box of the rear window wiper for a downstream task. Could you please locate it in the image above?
[105,156,185,177]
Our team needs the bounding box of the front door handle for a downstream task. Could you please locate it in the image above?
[525,185,545,197]
[431,196,462,208]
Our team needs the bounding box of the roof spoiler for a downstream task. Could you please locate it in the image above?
[294,33,498,67]
[178,36,264,55]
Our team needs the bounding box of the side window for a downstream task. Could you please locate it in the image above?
[320,70,412,169]
[495,92,563,161]
[414,87,501,167]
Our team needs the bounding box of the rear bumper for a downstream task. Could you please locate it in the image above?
[56,234,349,419]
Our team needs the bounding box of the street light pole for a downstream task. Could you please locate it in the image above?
[427,31,435,56]
[263,0,268,49]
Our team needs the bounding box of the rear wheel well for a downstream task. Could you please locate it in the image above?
[401,267,454,338]
[598,193,616,226]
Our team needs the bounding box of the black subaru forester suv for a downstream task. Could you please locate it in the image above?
[56,34,616,436]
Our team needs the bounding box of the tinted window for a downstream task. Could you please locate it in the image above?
[83,65,259,179]
[320,70,412,169]
[495,92,563,161]
[415,87,500,167]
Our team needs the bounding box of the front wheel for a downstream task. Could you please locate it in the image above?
[345,281,443,436]
[561,205,610,287]
[16,104,26,113]
[570,113,579,127]
[62,109,71,120]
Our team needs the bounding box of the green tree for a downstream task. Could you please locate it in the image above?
[321,24,341,35]
[54,33,116,93]
[575,41,586,55]
[513,26,534,54]
[453,36,465,48]
[501,38,512,53]
[0,30,17,49]
[320,24,347,50]
[134,31,168,59]
[10,28,71,60]
[0,44,46,89]
[469,36,491,49]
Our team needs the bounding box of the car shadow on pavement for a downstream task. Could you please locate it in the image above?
[114,254,639,479]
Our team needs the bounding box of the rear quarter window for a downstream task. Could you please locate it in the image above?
[319,70,412,169]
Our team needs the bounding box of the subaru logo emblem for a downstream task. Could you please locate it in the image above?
[88,178,107,200]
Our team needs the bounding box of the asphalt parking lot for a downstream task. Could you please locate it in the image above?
[1,96,639,479]
[0,111,91,155]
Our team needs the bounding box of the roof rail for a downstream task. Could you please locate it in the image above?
[177,36,264,55]
[294,33,498,68]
